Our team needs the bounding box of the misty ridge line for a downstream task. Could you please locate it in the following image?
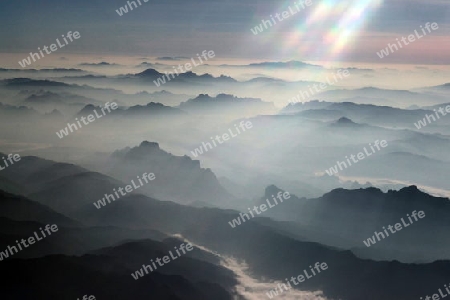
[325,139,388,176]
[265,262,328,299]
[116,0,149,16]
[55,102,118,139]
[18,31,81,68]
[93,172,156,209]
[131,242,194,280]
[362,210,425,247]
[190,120,253,158]
[288,69,350,104]
[153,50,216,87]
[0,224,59,262]
[414,104,450,129]
[376,22,439,59]
[228,191,291,228]
[250,0,313,35]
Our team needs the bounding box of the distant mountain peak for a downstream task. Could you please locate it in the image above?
[78,104,98,115]
[248,60,320,68]
[216,93,236,98]
[139,141,160,149]
[181,71,198,78]
[145,102,165,107]
[195,93,213,100]
[401,185,419,191]
[124,102,183,115]
[122,141,164,160]
[264,184,284,197]
[323,187,383,200]
[182,93,263,105]
[394,185,425,197]
[4,78,69,87]
[334,117,356,125]
[46,109,63,117]
[136,68,163,77]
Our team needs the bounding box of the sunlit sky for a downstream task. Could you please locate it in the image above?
[0,0,449,65]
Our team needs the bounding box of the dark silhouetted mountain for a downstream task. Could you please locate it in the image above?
[29,171,124,213]
[105,141,235,207]
[92,238,236,289]
[332,116,359,127]
[134,68,237,84]
[252,185,450,262]
[176,72,236,83]
[0,218,69,257]
[24,91,98,105]
[0,190,79,227]
[76,104,100,116]
[0,189,170,258]
[157,56,190,61]
[1,240,236,300]
[247,60,321,68]
[2,78,70,87]
[0,150,233,212]
[139,90,193,106]
[317,87,446,107]
[181,93,259,106]
[21,91,101,114]
[135,68,164,79]
[0,187,235,299]
[76,102,184,120]
[0,102,40,118]
[138,62,154,66]
[0,155,124,214]
[120,102,185,116]
[282,100,332,113]
[79,62,120,66]
[69,74,108,79]
[178,93,275,115]
[283,101,445,129]
[74,190,450,300]
[0,156,85,193]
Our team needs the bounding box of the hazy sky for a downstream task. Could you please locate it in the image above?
[0,0,449,64]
